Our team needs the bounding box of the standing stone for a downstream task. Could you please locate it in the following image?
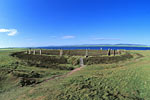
[60,49,63,57]
[85,49,88,57]
[80,57,84,66]
[120,50,122,55]
[117,50,121,55]
[113,49,116,56]
[28,49,31,54]
[68,50,71,56]
[100,48,103,55]
[40,49,42,55]
[25,50,28,54]
[107,48,111,56]
[33,50,36,55]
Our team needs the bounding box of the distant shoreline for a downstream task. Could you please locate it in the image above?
[67,45,150,47]
[1,45,150,49]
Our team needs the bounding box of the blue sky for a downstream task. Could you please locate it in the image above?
[0,0,150,48]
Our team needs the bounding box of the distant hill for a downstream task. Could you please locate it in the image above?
[36,44,149,48]
[82,44,147,46]
[71,44,148,47]
[115,44,147,46]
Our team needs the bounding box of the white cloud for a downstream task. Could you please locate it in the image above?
[0,28,18,36]
[62,35,75,39]
[93,38,121,40]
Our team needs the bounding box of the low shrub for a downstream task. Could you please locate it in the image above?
[84,53,133,65]
[11,52,67,64]
[12,71,41,78]
[67,56,80,65]
[10,51,134,69]
[20,78,38,87]
[10,52,74,70]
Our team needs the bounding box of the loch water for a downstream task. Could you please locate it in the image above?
[39,46,150,50]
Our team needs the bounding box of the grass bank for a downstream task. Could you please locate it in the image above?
[1,50,150,100]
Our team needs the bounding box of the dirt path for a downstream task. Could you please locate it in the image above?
[66,65,85,76]
[39,65,85,83]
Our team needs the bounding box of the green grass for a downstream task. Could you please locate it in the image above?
[0,49,69,95]
[1,50,150,100]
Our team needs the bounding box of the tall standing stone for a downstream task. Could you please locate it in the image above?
[85,49,88,57]
[117,50,121,55]
[40,49,42,55]
[107,48,111,56]
[80,57,84,66]
[33,50,36,55]
[100,48,103,55]
[60,49,63,57]
[25,50,28,54]
[28,49,31,54]
[113,49,116,56]
[120,50,122,55]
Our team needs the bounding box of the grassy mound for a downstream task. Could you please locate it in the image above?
[0,49,70,90]
[84,53,133,65]
[1,49,149,100]
[11,52,74,70]
[11,51,132,69]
